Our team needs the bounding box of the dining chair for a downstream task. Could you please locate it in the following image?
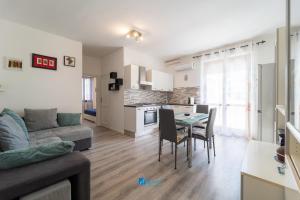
[192,108,217,163]
[196,104,209,114]
[158,107,186,150]
[193,104,209,148]
[158,109,188,169]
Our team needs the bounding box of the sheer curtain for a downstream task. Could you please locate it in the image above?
[198,42,256,139]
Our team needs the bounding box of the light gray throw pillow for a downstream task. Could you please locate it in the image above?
[24,108,59,132]
[0,115,29,151]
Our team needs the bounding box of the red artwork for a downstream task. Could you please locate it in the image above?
[32,54,57,70]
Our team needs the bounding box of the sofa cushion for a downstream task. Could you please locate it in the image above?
[0,140,74,169]
[57,113,81,127]
[1,108,29,141]
[24,108,59,132]
[30,137,62,146]
[0,115,29,151]
[29,125,93,142]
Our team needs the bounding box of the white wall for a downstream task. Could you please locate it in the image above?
[100,48,124,133]
[0,19,82,115]
[124,47,171,73]
[252,33,276,65]
[83,55,101,76]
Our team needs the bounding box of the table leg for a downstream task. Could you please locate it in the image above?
[188,124,193,168]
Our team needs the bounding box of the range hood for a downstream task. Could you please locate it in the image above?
[139,66,152,86]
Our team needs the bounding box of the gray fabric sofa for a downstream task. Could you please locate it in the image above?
[0,152,90,200]
[29,125,93,151]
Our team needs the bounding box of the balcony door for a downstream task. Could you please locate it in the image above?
[201,53,251,138]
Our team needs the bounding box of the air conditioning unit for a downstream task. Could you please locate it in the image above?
[165,57,194,71]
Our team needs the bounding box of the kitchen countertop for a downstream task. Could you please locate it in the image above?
[124,103,196,108]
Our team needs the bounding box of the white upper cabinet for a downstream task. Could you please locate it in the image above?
[124,64,139,89]
[147,69,173,92]
[125,65,173,91]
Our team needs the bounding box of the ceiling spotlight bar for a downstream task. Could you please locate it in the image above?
[126,29,143,42]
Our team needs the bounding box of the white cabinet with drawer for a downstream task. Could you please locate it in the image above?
[241,140,300,200]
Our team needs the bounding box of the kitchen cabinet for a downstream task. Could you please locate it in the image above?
[124,64,139,90]
[124,106,160,137]
[124,106,144,136]
[147,70,173,92]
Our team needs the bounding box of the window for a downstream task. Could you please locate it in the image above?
[82,77,93,101]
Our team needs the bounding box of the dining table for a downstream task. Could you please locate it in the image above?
[175,112,209,167]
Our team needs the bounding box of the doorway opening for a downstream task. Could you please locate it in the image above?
[82,76,97,123]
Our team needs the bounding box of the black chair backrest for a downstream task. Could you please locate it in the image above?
[159,109,177,143]
[206,108,217,138]
[196,104,209,114]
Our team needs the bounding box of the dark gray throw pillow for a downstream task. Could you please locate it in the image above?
[57,113,81,127]
[24,108,59,132]
[0,115,29,151]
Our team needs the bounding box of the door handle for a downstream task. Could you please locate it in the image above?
[258,110,262,113]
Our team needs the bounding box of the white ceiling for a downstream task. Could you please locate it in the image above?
[0,0,290,60]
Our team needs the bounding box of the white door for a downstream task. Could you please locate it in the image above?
[258,63,275,142]
[100,74,109,127]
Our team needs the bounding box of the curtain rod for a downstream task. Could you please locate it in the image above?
[192,41,266,59]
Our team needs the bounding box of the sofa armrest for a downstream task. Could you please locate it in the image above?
[0,152,90,200]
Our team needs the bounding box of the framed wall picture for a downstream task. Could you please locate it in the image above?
[64,56,75,67]
[32,53,57,70]
[5,57,23,71]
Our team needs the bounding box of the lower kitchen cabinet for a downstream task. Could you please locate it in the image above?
[124,107,144,137]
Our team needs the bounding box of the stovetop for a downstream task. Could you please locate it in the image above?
[131,103,162,107]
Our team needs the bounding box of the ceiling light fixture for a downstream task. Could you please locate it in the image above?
[126,29,143,42]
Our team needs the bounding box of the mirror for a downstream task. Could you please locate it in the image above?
[289,0,300,131]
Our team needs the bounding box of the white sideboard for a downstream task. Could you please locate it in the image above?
[241,140,300,200]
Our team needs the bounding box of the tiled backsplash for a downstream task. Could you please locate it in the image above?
[124,87,200,105]
[168,87,200,104]
[124,89,170,105]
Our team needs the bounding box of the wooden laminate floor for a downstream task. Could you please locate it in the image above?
[82,122,248,200]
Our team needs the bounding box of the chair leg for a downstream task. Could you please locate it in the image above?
[194,138,196,151]
[186,139,189,160]
[171,142,173,154]
[204,141,205,148]
[159,140,161,162]
[175,144,177,169]
[207,140,210,164]
[213,136,216,157]
[184,140,185,147]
